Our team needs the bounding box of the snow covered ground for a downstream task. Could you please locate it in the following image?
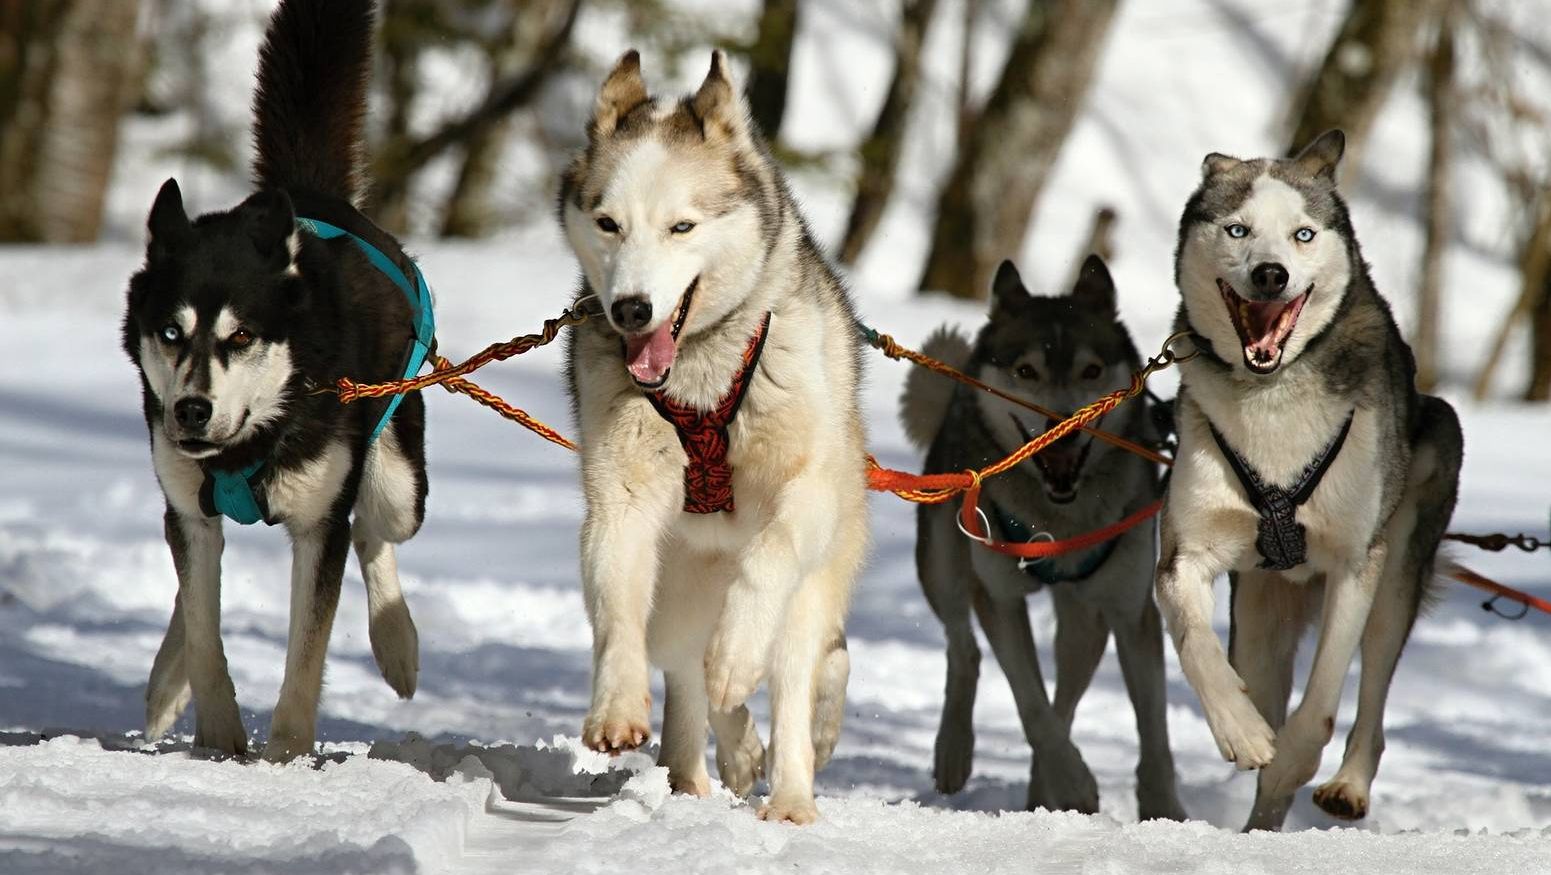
[2,0,1551,872]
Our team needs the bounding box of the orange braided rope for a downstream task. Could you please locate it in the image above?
[316,302,1543,616]
[860,326,1174,467]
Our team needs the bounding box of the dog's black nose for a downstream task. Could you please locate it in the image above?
[611,297,653,333]
[174,397,213,431]
[1251,262,1289,297]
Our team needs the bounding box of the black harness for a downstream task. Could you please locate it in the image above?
[1208,412,1354,571]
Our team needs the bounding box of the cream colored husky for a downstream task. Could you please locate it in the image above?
[558,50,868,824]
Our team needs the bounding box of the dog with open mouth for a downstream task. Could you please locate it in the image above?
[558,50,868,824]
[900,255,1186,819]
[1159,130,1463,831]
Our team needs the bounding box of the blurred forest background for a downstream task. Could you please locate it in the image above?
[1,0,1549,399]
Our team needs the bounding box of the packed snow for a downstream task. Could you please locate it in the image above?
[3,0,1550,872]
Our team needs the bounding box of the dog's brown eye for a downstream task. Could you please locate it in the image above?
[228,328,254,348]
[1015,363,1038,380]
[596,216,620,234]
[1081,363,1102,380]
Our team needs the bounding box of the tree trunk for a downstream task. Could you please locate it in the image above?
[917,0,1120,299]
[1529,265,1551,401]
[745,0,799,141]
[1473,192,1551,401]
[1413,2,1457,393]
[837,0,938,265]
[1284,0,1430,167]
[441,0,572,239]
[366,0,579,230]
[0,0,141,243]
[956,0,979,155]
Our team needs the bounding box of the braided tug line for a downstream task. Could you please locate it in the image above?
[320,303,1547,616]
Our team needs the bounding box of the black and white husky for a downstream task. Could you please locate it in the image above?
[901,257,1186,819]
[122,0,429,762]
[1158,130,1463,830]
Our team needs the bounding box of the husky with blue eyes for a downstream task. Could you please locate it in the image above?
[1159,130,1463,830]
[558,50,867,824]
[122,0,428,762]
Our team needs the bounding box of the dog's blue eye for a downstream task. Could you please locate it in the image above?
[670,221,696,234]
[160,324,182,343]
[1295,227,1316,243]
[1226,223,1249,239]
[596,216,619,234]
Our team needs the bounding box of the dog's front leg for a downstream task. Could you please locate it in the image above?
[580,486,675,753]
[265,516,351,763]
[1258,543,1385,804]
[1156,542,1276,769]
[163,508,247,755]
[703,520,800,713]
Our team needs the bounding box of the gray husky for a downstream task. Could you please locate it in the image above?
[901,256,1186,819]
[1157,129,1463,831]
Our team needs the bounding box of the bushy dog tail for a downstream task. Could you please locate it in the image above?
[899,326,972,450]
[251,0,374,203]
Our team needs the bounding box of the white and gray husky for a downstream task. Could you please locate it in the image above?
[123,0,426,761]
[902,256,1186,819]
[1158,130,1463,830]
[558,50,867,823]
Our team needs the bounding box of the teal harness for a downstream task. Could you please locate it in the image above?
[199,210,435,526]
[993,502,1120,586]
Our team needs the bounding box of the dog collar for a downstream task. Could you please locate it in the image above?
[1208,411,1354,570]
[200,195,436,526]
[993,502,1119,585]
[647,312,771,514]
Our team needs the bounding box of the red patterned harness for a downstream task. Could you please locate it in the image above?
[647,313,772,514]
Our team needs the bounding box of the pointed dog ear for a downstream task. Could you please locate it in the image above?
[1291,129,1345,182]
[1070,254,1117,315]
[237,189,296,270]
[1201,152,1242,178]
[990,259,1028,315]
[692,50,750,142]
[591,49,648,139]
[147,178,191,262]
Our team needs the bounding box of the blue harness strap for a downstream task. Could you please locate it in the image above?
[202,460,268,525]
[203,210,435,525]
[294,216,436,443]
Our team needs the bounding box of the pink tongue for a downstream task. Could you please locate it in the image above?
[625,321,677,384]
[1245,300,1288,355]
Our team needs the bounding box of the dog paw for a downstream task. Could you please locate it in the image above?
[1137,788,1190,822]
[703,628,767,713]
[715,724,766,799]
[1029,743,1100,814]
[1135,764,1189,821]
[1260,729,1325,798]
[369,601,419,700]
[262,709,318,764]
[192,703,248,758]
[1202,691,1277,769]
[668,768,712,798]
[932,721,975,795]
[758,794,819,825]
[1313,778,1369,821]
[144,682,192,743]
[582,694,652,753]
